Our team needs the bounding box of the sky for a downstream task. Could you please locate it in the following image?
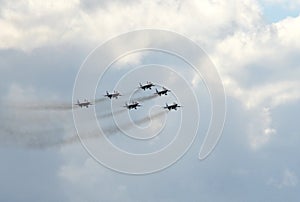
[0,0,300,201]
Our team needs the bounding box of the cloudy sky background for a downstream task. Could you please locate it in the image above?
[0,0,300,201]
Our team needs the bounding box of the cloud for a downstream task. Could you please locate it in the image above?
[1,0,300,201]
[58,152,131,202]
[0,0,264,51]
[206,12,300,149]
[248,107,276,149]
[0,0,80,50]
[223,78,300,109]
[212,15,300,74]
[219,76,299,149]
[268,169,299,189]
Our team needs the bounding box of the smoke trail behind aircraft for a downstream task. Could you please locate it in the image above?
[134,110,166,125]
[8,102,75,110]
[27,110,167,148]
[0,123,67,149]
[94,97,106,103]
[134,94,157,102]
[97,108,126,119]
[7,96,110,111]
[1,96,167,149]
[55,110,167,147]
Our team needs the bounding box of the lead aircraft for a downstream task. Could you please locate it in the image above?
[139,81,155,90]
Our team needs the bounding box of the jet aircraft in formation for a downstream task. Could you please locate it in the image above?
[123,101,141,110]
[154,87,170,96]
[75,99,92,108]
[163,102,182,111]
[139,81,155,90]
[75,81,181,112]
[104,91,121,99]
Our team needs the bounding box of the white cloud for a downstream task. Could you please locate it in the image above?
[268,169,299,189]
[1,1,300,200]
[208,12,300,149]
[222,77,299,149]
[212,15,300,75]
[0,0,80,50]
[0,0,264,51]
[223,78,300,109]
[248,107,276,149]
[275,15,300,48]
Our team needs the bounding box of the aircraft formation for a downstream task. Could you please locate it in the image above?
[75,81,182,111]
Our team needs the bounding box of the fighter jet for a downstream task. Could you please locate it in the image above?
[104,91,122,99]
[154,87,170,96]
[139,81,155,90]
[163,102,182,111]
[123,101,141,110]
[75,99,92,108]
